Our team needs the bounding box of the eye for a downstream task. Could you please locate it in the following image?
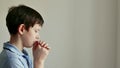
[35,30,38,33]
[34,29,40,33]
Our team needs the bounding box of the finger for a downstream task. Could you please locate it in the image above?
[33,45,37,50]
[40,41,46,47]
[43,44,50,50]
[38,40,50,50]
[33,41,39,50]
[43,43,48,48]
[33,41,39,46]
[39,40,43,44]
[45,46,50,50]
[42,42,46,47]
[33,41,42,50]
[43,43,48,47]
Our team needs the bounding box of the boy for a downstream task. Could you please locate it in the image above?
[0,5,50,68]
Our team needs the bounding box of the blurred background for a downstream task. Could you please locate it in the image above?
[0,0,120,68]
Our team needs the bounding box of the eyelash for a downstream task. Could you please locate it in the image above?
[35,30,38,33]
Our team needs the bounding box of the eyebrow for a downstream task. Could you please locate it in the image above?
[34,28,40,31]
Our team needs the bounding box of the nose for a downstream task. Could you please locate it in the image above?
[36,34,40,40]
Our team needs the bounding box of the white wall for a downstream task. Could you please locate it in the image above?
[75,0,117,68]
[117,0,120,68]
[44,0,75,68]
[0,0,118,68]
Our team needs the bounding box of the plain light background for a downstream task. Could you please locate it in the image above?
[0,0,119,68]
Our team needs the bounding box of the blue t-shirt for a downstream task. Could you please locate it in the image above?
[0,42,32,68]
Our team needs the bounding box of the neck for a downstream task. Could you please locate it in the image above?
[9,34,23,51]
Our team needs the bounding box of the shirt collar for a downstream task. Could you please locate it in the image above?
[3,42,28,56]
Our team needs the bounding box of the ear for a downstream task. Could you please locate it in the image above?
[18,24,26,35]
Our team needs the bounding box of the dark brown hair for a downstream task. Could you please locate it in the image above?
[6,5,44,35]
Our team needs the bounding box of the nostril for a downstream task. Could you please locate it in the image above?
[36,36,40,40]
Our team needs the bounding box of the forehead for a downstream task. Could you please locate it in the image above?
[32,24,41,30]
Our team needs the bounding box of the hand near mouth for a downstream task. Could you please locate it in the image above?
[33,41,50,50]
[32,40,50,68]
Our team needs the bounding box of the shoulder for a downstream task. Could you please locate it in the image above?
[2,49,19,58]
[6,57,24,68]
[0,50,24,68]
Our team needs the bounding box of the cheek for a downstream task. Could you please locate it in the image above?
[22,32,36,47]
[27,33,36,43]
[23,36,34,47]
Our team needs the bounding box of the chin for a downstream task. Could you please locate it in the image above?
[25,45,33,48]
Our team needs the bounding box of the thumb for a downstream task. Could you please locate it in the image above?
[32,41,39,50]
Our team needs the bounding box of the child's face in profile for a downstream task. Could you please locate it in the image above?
[21,23,41,48]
